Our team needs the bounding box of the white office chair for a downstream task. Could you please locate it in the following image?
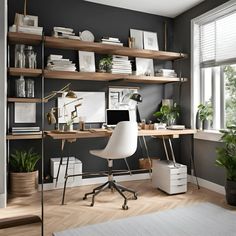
[83,121,138,210]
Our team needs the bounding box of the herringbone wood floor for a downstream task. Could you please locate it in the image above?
[0,179,229,236]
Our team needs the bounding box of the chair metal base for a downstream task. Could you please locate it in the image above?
[83,180,137,210]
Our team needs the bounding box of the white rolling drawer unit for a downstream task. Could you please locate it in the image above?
[152,159,187,194]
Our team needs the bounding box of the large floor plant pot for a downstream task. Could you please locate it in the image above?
[10,171,38,197]
[225,180,236,206]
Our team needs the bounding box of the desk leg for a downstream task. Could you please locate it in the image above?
[61,142,71,205]
[162,136,170,161]
[141,136,152,176]
[168,138,176,165]
[191,134,200,189]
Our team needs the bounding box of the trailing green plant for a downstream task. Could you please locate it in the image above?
[197,101,213,121]
[10,148,41,173]
[216,125,236,181]
[153,103,180,125]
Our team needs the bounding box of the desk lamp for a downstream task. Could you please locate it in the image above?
[130,93,142,123]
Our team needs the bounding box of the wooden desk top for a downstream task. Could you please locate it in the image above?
[45,129,196,140]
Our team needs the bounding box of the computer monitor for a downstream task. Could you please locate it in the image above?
[106,109,130,127]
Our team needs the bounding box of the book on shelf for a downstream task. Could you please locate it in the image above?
[11,131,43,135]
[53,27,74,33]
[9,25,43,35]
[11,126,40,131]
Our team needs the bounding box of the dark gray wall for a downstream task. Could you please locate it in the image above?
[8,0,181,180]
[173,0,230,186]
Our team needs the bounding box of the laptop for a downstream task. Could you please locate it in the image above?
[106,109,130,128]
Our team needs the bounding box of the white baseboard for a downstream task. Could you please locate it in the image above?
[0,193,6,208]
[188,175,225,195]
[40,173,151,191]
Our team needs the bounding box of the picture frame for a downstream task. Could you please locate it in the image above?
[14,13,38,27]
[108,86,139,122]
[130,29,143,49]
[143,31,159,51]
[78,51,96,72]
[135,58,154,76]
[14,103,36,123]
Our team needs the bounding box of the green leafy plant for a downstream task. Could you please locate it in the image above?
[98,56,112,72]
[153,103,180,125]
[197,101,213,122]
[10,148,41,173]
[216,126,236,181]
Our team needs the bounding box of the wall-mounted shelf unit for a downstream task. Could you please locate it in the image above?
[8,67,42,77]
[8,32,42,45]
[7,97,48,103]
[6,134,43,140]
[44,36,187,60]
[44,70,186,83]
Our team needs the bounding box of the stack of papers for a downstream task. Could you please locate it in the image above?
[46,54,77,72]
[155,69,177,77]
[101,37,123,46]
[52,27,80,40]
[9,24,43,35]
[111,55,132,74]
[11,126,42,135]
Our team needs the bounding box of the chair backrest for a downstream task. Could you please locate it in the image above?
[103,121,138,159]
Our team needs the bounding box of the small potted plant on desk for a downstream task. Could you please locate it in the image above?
[216,125,236,206]
[10,148,41,197]
[153,103,180,127]
[197,101,213,130]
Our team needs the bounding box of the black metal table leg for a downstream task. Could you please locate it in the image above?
[191,134,200,189]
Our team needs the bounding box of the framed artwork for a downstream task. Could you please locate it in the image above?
[130,29,143,49]
[78,51,96,72]
[143,31,159,51]
[135,58,154,76]
[14,103,36,123]
[14,13,38,27]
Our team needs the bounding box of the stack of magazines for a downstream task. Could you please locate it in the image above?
[111,55,132,74]
[52,27,80,40]
[46,54,77,72]
[101,37,123,46]
[11,127,42,135]
[155,69,177,77]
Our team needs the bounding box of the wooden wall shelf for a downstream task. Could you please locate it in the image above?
[8,68,42,77]
[6,134,43,140]
[44,70,186,83]
[7,97,48,103]
[44,36,187,60]
[8,32,42,45]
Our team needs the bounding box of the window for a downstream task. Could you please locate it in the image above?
[191,1,236,134]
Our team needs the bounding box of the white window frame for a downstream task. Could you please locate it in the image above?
[191,0,236,142]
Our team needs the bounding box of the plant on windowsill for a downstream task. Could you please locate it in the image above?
[153,103,180,126]
[10,148,41,197]
[197,101,213,130]
[216,125,236,206]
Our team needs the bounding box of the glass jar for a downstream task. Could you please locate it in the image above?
[25,46,37,69]
[14,44,25,68]
[26,79,35,98]
[15,76,26,97]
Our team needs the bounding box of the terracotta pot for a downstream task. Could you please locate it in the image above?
[225,180,236,206]
[10,171,38,197]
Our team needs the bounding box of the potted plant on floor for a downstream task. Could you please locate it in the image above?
[197,101,213,130]
[10,148,41,197]
[216,125,236,205]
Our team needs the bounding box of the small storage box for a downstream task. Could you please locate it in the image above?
[51,157,82,187]
[152,159,187,194]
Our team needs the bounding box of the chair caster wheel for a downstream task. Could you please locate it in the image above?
[133,193,138,200]
[90,203,94,207]
[83,196,87,200]
[122,204,128,210]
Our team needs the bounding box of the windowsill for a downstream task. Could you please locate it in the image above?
[194,130,222,142]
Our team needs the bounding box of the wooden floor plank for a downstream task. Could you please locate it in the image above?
[0,180,228,236]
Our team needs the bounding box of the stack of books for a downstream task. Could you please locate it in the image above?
[101,37,123,46]
[155,69,177,78]
[52,27,80,40]
[111,55,132,74]
[11,127,42,135]
[46,54,77,72]
[9,24,43,35]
